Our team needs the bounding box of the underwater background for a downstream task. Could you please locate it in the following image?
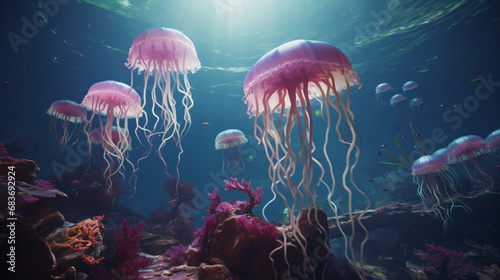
[1,0,500,279]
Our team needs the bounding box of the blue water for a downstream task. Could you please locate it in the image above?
[1,0,499,229]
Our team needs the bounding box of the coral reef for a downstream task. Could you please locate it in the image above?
[414,243,474,280]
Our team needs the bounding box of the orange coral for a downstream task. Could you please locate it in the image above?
[52,216,105,265]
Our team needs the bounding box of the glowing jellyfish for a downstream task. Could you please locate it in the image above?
[125,27,200,173]
[81,80,142,192]
[390,94,408,116]
[90,126,132,151]
[412,155,459,230]
[215,129,248,174]
[446,135,490,184]
[47,100,87,150]
[244,39,369,279]
[402,81,418,92]
[375,83,392,105]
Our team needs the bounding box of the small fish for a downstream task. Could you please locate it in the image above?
[415,133,420,136]
[71,179,82,185]
[368,179,374,182]
[202,122,211,125]
[5,80,10,84]
[375,152,381,155]
[339,200,343,204]
[381,144,387,148]
[440,104,444,107]
[384,181,388,183]
[470,77,482,83]
[402,135,407,138]
[381,188,388,191]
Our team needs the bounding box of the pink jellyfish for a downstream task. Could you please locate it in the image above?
[446,135,490,184]
[390,94,408,116]
[47,100,88,150]
[375,82,392,105]
[90,126,132,151]
[402,80,418,92]
[81,80,142,192]
[215,129,248,174]
[125,27,201,174]
[485,129,500,156]
[244,39,369,279]
[412,155,459,230]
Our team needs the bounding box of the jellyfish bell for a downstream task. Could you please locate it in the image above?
[485,128,500,155]
[47,100,88,150]
[433,148,449,163]
[125,27,200,177]
[402,81,418,92]
[244,39,368,279]
[375,83,392,105]
[215,129,248,174]
[410,97,423,108]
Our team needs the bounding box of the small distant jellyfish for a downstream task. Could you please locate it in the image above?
[412,155,459,230]
[47,100,88,151]
[410,98,423,113]
[215,129,248,174]
[375,83,392,105]
[402,81,418,92]
[390,94,408,116]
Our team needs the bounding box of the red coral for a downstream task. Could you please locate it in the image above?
[114,219,151,279]
[414,243,474,279]
[223,177,262,214]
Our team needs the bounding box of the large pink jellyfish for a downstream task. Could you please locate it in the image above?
[446,135,490,184]
[244,39,369,279]
[215,129,248,174]
[81,80,142,192]
[412,155,459,230]
[125,27,200,173]
[47,100,87,150]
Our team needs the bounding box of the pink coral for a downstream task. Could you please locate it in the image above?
[36,179,56,190]
[235,216,279,245]
[223,177,262,214]
[414,243,474,279]
[163,244,187,267]
[114,219,151,279]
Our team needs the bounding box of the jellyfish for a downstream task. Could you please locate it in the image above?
[125,27,200,174]
[410,97,423,111]
[47,100,88,151]
[390,94,408,116]
[81,80,142,192]
[412,155,459,230]
[446,135,491,184]
[433,148,449,163]
[375,82,392,105]
[244,39,369,279]
[215,129,248,175]
[485,129,500,156]
[402,80,418,92]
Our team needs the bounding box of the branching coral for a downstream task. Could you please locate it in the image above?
[223,177,263,214]
[414,243,474,280]
[114,219,151,279]
[51,215,105,265]
[235,216,279,245]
